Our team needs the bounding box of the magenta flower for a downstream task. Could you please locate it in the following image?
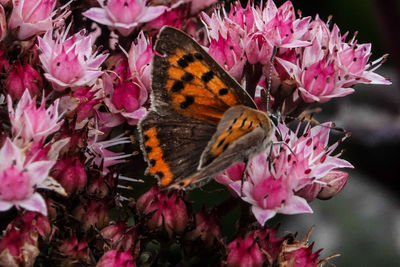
[8,90,63,145]
[230,151,313,226]
[208,33,246,80]
[82,0,167,36]
[5,61,43,99]
[103,74,148,126]
[0,138,55,215]
[8,0,69,40]
[37,26,108,91]
[277,16,390,103]
[251,0,311,48]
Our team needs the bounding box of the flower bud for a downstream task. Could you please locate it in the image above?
[0,5,6,42]
[251,226,285,261]
[52,156,87,195]
[59,235,91,263]
[317,170,349,200]
[97,250,135,267]
[101,222,138,251]
[185,210,221,246]
[0,211,50,266]
[87,171,115,198]
[73,199,110,231]
[5,62,42,99]
[137,186,188,236]
[226,235,265,267]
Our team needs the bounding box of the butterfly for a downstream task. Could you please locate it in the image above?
[139,26,274,189]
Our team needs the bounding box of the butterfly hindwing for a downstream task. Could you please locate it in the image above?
[139,110,217,187]
[151,26,257,125]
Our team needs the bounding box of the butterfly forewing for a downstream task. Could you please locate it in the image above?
[152,26,257,124]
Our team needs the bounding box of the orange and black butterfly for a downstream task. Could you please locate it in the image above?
[139,26,274,189]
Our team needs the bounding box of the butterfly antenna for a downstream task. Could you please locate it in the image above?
[266,46,278,113]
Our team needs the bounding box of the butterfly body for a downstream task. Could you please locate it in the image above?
[139,27,273,189]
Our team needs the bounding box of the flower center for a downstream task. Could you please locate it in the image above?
[0,166,32,201]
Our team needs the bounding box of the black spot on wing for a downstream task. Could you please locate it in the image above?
[180,96,195,109]
[201,71,214,82]
[172,80,184,92]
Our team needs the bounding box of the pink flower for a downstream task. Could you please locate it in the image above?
[277,16,391,103]
[226,235,265,267]
[128,31,152,91]
[0,138,55,215]
[251,0,311,48]
[208,33,246,80]
[276,122,353,189]
[230,151,313,225]
[103,73,148,125]
[97,250,135,267]
[8,0,69,40]
[137,186,188,236]
[37,26,108,91]
[8,90,63,145]
[5,61,43,99]
[86,132,132,172]
[276,39,354,103]
[82,0,167,36]
[59,87,102,124]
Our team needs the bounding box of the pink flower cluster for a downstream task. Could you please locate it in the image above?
[0,0,392,265]
[203,0,390,106]
[217,122,353,225]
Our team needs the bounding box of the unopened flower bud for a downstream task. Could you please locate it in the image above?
[226,235,265,267]
[97,250,135,267]
[101,222,138,251]
[59,235,90,263]
[52,157,87,195]
[185,210,221,246]
[137,186,188,236]
[317,170,348,200]
[73,199,110,231]
[5,62,42,99]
